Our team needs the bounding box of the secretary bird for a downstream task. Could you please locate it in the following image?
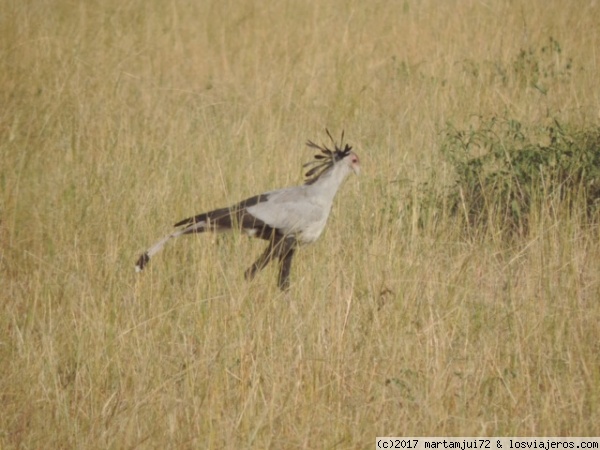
[135,130,360,290]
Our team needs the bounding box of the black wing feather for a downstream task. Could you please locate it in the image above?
[173,193,277,240]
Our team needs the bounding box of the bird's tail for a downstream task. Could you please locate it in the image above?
[135,229,186,272]
[134,208,234,272]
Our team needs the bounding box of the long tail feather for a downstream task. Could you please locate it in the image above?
[135,211,223,272]
[135,194,272,273]
[135,228,189,272]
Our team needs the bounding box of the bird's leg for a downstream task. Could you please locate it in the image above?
[277,237,297,291]
[244,240,277,280]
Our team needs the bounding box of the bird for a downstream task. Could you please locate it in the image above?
[135,130,360,290]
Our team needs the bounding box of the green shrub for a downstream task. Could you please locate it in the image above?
[441,116,600,235]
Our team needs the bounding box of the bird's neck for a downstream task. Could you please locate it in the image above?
[308,163,351,203]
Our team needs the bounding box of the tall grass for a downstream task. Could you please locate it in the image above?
[2,0,600,447]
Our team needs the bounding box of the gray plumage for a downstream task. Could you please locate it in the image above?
[135,130,360,290]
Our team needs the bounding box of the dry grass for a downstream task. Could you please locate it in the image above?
[2,0,600,448]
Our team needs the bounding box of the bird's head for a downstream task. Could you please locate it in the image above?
[303,130,360,184]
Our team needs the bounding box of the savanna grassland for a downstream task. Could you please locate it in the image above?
[2,0,600,448]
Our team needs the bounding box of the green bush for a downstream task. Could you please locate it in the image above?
[441,116,600,234]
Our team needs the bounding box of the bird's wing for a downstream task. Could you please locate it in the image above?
[135,192,275,272]
[246,186,328,242]
[173,193,270,228]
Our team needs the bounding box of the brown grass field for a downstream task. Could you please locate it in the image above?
[2,0,600,448]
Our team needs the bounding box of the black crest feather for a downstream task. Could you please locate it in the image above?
[303,129,352,185]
